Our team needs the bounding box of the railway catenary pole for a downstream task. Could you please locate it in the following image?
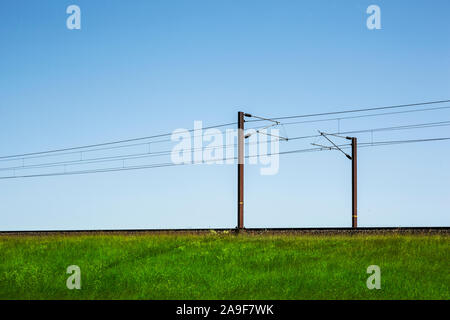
[237,112,245,230]
[315,132,358,228]
[237,111,245,230]
[351,137,357,228]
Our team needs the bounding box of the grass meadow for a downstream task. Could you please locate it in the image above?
[0,232,448,299]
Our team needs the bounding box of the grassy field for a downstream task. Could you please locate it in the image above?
[0,232,448,299]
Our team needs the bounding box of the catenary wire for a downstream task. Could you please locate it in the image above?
[1,136,449,179]
[2,120,449,172]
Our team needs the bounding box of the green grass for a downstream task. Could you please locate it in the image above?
[0,232,448,299]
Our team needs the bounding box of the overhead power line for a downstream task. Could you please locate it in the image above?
[280,105,450,127]
[0,122,238,160]
[0,122,275,163]
[359,137,450,147]
[247,99,450,122]
[287,120,450,141]
[1,135,449,180]
[2,99,448,161]
[2,120,449,173]
[0,138,275,172]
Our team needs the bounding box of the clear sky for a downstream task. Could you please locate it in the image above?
[1,0,449,230]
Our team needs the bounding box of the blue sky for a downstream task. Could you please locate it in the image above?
[0,0,449,230]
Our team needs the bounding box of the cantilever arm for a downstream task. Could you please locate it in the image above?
[318,131,352,159]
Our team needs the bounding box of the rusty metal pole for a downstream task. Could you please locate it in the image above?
[351,137,357,228]
[237,111,244,230]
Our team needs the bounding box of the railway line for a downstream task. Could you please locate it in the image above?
[1,227,448,236]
